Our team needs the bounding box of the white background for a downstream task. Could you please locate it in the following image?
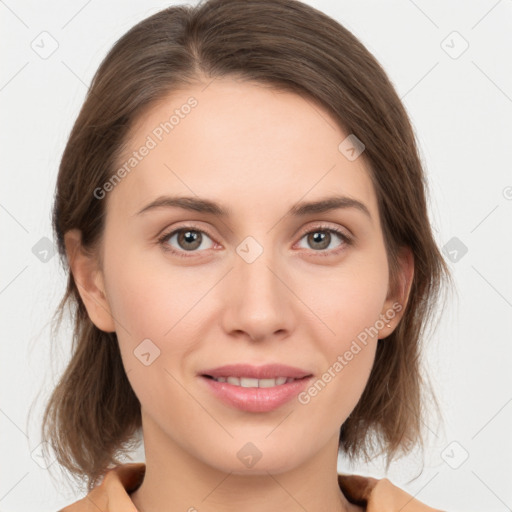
[1,0,511,510]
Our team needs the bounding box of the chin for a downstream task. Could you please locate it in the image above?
[197,439,311,476]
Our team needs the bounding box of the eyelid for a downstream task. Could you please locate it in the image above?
[295,221,352,241]
[156,221,215,241]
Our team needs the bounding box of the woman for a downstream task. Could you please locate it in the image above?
[43,0,451,510]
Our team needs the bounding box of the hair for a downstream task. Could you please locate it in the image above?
[40,0,452,492]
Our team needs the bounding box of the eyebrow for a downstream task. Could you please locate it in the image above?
[135,194,372,220]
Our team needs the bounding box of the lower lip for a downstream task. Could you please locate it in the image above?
[200,376,312,413]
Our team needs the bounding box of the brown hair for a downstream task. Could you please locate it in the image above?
[41,0,452,492]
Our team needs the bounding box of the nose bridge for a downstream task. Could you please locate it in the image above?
[223,233,293,339]
[235,234,284,304]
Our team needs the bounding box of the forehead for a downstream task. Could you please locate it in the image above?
[108,77,377,221]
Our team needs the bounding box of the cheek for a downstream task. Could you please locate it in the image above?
[302,251,389,345]
[298,285,382,428]
[103,258,203,417]
[297,252,388,407]
[102,247,204,371]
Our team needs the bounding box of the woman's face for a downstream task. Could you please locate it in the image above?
[74,77,410,474]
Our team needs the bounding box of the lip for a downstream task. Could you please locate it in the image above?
[200,375,312,412]
[199,363,312,380]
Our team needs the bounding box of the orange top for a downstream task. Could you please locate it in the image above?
[59,462,444,511]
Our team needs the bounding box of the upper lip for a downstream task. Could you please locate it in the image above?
[200,364,313,380]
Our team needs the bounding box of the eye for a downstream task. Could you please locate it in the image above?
[295,224,352,255]
[157,226,216,258]
[157,223,353,259]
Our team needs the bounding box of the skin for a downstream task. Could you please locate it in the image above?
[65,77,413,512]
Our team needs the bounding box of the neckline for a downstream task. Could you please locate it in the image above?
[125,465,370,508]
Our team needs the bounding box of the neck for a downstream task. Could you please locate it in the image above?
[130,413,359,512]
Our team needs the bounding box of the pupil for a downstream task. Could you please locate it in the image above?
[179,230,201,250]
[310,231,329,250]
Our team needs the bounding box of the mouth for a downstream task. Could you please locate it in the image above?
[199,363,312,380]
[198,364,313,413]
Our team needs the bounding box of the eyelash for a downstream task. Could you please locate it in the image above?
[157,223,353,259]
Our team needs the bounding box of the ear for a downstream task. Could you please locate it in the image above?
[64,229,116,333]
[377,246,414,339]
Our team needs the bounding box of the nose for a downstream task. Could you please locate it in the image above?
[220,244,295,343]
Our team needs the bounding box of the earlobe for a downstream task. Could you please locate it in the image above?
[64,229,116,333]
[378,246,414,339]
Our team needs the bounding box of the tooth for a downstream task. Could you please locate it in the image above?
[240,377,259,388]
[218,376,295,387]
[258,378,277,388]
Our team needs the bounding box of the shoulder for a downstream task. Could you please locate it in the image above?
[338,472,445,512]
[58,463,144,512]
